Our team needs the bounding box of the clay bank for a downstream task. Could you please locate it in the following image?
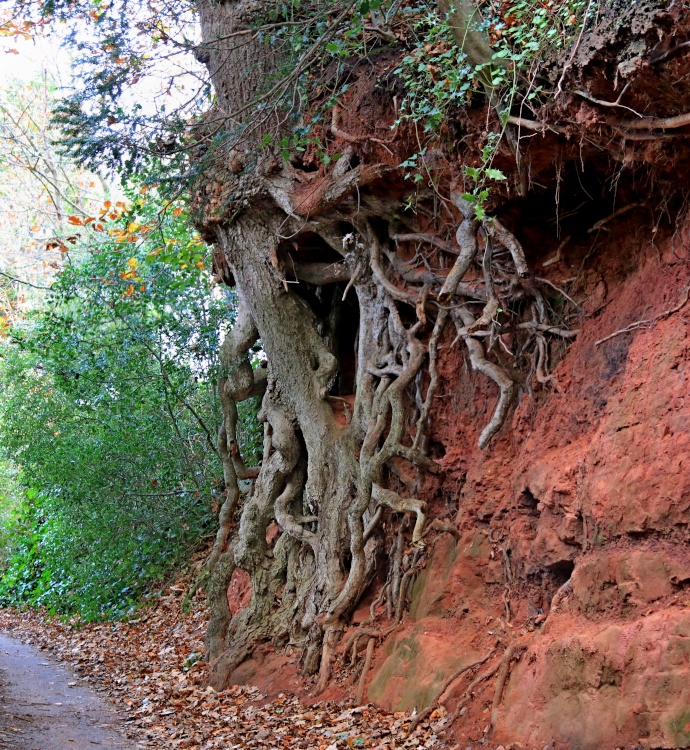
[156,1,690,748]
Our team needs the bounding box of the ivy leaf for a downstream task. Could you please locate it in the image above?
[485,169,507,181]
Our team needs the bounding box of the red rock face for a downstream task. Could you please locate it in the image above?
[366,216,690,749]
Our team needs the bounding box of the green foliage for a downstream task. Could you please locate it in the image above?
[393,9,475,134]
[0,186,245,620]
[12,0,204,181]
[11,0,596,192]
[392,0,593,211]
[237,396,264,468]
[0,459,23,570]
[394,0,592,128]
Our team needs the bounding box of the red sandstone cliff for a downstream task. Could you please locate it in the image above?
[367,214,690,749]
[210,3,690,747]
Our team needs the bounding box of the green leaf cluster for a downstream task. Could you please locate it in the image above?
[392,1,592,199]
[0,185,256,620]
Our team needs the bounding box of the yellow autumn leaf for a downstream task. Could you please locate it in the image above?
[127,221,141,233]
[127,257,138,270]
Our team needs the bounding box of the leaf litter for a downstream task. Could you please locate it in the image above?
[0,569,448,749]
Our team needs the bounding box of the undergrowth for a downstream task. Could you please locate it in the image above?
[0,184,260,621]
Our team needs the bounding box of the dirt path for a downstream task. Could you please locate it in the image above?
[0,632,137,749]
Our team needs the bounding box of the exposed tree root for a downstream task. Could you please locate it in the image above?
[372,485,426,544]
[199,185,575,690]
[355,637,376,705]
[191,45,578,689]
[595,284,690,346]
[453,308,516,449]
[408,649,494,732]
[549,578,573,614]
[490,641,528,730]
[438,194,478,303]
[423,518,460,540]
[446,662,500,725]
[395,546,425,622]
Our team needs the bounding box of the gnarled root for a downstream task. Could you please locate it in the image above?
[438,193,479,303]
[453,308,516,449]
[197,150,577,698]
[355,637,376,705]
[372,484,426,544]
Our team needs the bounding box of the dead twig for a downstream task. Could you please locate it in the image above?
[535,277,580,309]
[650,40,690,64]
[408,649,494,732]
[573,86,643,118]
[555,0,594,97]
[595,284,690,347]
[587,203,641,234]
[331,105,394,155]
[516,321,578,338]
[391,232,458,256]
[542,234,572,267]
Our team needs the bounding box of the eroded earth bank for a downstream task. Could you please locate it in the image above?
[183,1,690,749]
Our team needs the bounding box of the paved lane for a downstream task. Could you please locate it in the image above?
[0,632,136,749]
